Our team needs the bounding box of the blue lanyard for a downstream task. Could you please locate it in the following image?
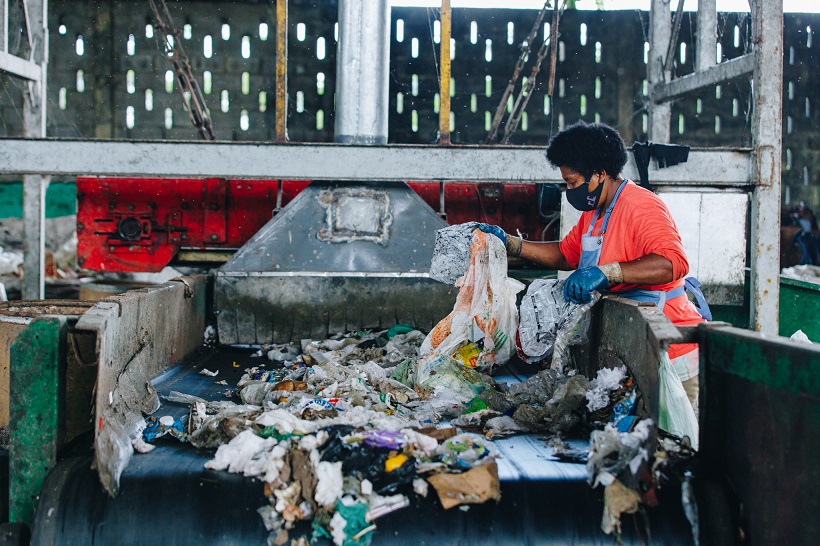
[586,179,629,236]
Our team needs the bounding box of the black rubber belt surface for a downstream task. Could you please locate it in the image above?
[31,347,693,545]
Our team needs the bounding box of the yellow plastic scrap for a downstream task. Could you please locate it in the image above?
[452,342,481,369]
[385,454,408,473]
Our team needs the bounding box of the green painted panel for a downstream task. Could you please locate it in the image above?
[705,327,820,396]
[709,304,749,329]
[0,182,77,219]
[9,317,66,525]
[780,276,820,342]
[697,274,820,338]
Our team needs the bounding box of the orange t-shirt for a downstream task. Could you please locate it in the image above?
[559,181,704,359]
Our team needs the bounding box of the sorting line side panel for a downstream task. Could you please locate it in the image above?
[700,325,820,545]
[76,275,207,496]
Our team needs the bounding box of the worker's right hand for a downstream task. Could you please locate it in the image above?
[477,223,506,245]
[563,266,608,304]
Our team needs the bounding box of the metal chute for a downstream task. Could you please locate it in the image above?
[215,181,456,344]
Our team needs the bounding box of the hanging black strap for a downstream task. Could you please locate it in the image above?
[631,142,691,192]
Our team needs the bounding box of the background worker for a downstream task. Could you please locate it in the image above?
[479,121,709,412]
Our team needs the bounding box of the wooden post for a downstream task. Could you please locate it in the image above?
[438,0,451,145]
[274,0,288,143]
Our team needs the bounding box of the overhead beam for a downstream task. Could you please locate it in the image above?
[0,139,752,186]
[653,53,754,102]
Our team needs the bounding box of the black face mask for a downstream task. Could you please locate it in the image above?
[566,178,605,211]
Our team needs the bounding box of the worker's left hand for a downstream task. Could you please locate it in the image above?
[563,266,608,304]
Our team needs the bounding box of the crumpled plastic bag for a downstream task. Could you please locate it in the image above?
[511,374,589,434]
[506,368,562,406]
[429,222,479,284]
[517,279,599,368]
[658,353,699,450]
[435,433,497,469]
[421,230,524,373]
[0,246,23,276]
[414,354,487,401]
[790,329,812,344]
[587,418,654,489]
[585,365,628,412]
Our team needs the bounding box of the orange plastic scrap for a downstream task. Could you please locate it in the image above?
[429,313,454,349]
[421,228,523,372]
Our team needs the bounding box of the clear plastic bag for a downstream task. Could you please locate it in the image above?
[421,230,524,373]
[516,279,599,368]
[658,352,699,450]
[414,354,486,401]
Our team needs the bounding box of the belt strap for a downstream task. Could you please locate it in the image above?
[684,277,713,320]
[608,285,685,312]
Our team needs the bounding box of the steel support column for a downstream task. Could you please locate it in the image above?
[21,177,47,300]
[21,0,49,300]
[696,0,717,72]
[1,0,7,52]
[334,0,390,144]
[648,0,671,142]
[749,0,783,333]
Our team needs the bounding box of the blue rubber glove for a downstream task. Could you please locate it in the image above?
[477,223,506,245]
[563,266,609,304]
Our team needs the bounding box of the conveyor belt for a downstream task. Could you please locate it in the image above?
[31,347,693,545]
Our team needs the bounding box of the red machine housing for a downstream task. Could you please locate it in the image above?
[77,177,555,272]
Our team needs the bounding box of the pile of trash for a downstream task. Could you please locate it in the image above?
[782,264,820,283]
[143,327,509,545]
[135,226,696,543]
[139,323,653,544]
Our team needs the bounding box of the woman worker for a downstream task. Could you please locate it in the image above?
[479,121,709,411]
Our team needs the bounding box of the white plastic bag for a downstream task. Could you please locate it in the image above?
[658,352,699,450]
[421,230,524,373]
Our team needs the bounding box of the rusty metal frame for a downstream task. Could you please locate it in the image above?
[648,0,783,333]
[748,0,783,334]
[1,0,49,300]
[147,0,215,140]
[484,1,550,145]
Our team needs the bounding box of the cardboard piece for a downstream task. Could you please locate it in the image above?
[426,462,501,510]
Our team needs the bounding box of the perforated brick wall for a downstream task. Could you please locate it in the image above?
[0,2,816,206]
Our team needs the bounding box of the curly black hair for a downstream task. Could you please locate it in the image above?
[545,121,628,179]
